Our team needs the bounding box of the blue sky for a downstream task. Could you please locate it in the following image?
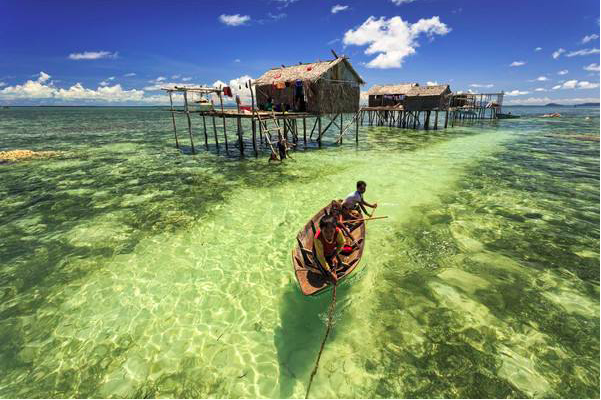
[0,0,599,105]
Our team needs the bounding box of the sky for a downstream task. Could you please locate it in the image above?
[0,0,599,106]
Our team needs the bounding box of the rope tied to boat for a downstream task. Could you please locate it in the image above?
[305,283,337,399]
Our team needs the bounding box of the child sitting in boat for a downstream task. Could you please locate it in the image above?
[342,180,377,219]
[314,215,345,284]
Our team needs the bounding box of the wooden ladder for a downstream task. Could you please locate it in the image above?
[254,109,284,160]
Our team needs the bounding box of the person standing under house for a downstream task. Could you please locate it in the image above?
[342,180,377,219]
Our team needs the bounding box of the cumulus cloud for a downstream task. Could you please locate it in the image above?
[99,77,115,86]
[219,14,250,26]
[584,63,600,72]
[331,4,348,13]
[0,82,6,87]
[182,77,192,81]
[124,72,136,77]
[552,48,565,59]
[343,15,450,69]
[566,48,600,57]
[68,51,118,60]
[0,72,147,102]
[505,90,530,96]
[535,76,548,81]
[209,75,256,105]
[582,34,599,44]
[534,88,547,91]
[552,79,600,89]
[557,69,568,75]
[510,61,526,67]
[534,47,542,51]
[426,81,438,86]
[470,83,494,88]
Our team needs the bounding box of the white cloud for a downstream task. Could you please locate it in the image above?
[342,15,450,69]
[510,61,526,67]
[557,69,568,75]
[552,48,565,59]
[391,0,416,4]
[171,74,180,79]
[124,72,136,77]
[582,34,599,44]
[470,84,494,88]
[68,51,118,60]
[504,96,600,105]
[535,76,549,81]
[534,47,542,51]
[210,75,255,105]
[426,81,438,86]
[584,63,600,72]
[182,77,192,81]
[219,14,250,26]
[331,4,349,14]
[234,59,241,63]
[534,88,547,92]
[552,79,600,89]
[505,90,530,96]
[567,48,600,57]
[0,82,6,87]
[156,76,166,82]
[0,72,146,102]
[267,12,287,20]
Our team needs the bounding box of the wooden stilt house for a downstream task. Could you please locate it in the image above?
[403,85,452,111]
[367,83,419,107]
[253,56,365,114]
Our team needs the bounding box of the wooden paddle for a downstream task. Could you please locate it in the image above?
[345,215,388,223]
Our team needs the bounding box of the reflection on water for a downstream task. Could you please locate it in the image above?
[0,106,599,398]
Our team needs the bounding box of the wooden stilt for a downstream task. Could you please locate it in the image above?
[252,119,257,157]
[183,91,195,154]
[444,110,449,129]
[218,89,228,153]
[355,111,359,143]
[168,91,179,149]
[434,111,438,129]
[339,113,343,144]
[202,114,208,149]
[303,117,307,148]
[317,115,322,148]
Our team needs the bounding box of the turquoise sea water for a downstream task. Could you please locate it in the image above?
[0,106,599,398]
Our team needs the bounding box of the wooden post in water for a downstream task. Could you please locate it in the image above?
[211,99,219,149]
[183,91,195,154]
[251,119,257,156]
[339,113,343,144]
[317,115,322,148]
[444,110,449,129]
[303,117,307,148]
[434,111,438,130]
[236,98,244,157]
[202,114,208,149]
[218,87,228,153]
[355,111,359,144]
[168,91,179,149]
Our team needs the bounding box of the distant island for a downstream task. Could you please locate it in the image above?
[543,102,600,107]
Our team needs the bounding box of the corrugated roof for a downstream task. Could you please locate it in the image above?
[253,57,365,85]
[406,85,451,97]
[367,83,419,95]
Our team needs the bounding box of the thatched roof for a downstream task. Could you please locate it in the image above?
[367,83,419,95]
[254,57,365,85]
[406,85,450,97]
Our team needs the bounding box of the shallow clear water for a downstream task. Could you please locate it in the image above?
[0,106,599,398]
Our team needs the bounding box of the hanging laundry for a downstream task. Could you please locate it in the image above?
[276,81,286,89]
[223,87,233,97]
[295,79,303,87]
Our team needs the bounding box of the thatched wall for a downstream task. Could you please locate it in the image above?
[403,85,452,111]
[254,57,363,114]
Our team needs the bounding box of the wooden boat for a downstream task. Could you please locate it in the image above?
[496,113,520,119]
[291,203,366,296]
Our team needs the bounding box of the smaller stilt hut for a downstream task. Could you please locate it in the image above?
[367,83,419,107]
[253,56,365,114]
[403,85,452,111]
